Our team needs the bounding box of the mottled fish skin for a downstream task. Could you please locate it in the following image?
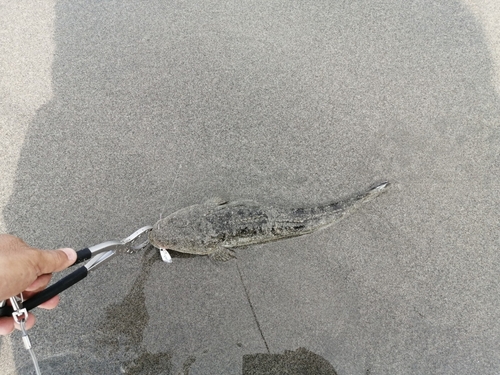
[149,182,389,260]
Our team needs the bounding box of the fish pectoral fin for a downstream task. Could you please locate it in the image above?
[209,246,236,262]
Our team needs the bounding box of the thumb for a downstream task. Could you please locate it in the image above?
[34,248,77,275]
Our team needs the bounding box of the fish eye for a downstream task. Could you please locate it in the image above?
[177,218,190,227]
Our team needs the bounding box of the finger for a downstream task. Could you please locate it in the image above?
[14,313,36,331]
[38,295,60,310]
[0,317,14,335]
[33,248,77,275]
[25,274,53,292]
[19,290,37,300]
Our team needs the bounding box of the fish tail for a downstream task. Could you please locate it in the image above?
[276,181,390,234]
[339,181,390,212]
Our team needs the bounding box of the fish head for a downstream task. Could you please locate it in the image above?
[148,204,213,255]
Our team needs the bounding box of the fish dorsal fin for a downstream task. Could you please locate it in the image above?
[204,197,229,206]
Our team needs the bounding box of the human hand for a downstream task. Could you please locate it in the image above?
[0,234,76,335]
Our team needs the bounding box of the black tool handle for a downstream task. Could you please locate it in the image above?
[0,266,88,317]
[74,247,92,265]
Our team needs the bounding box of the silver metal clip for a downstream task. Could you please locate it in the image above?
[10,293,41,374]
[10,295,28,325]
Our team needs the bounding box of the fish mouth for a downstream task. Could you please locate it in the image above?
[147,231,166,249]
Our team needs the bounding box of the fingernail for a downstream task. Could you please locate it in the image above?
[60,247,77,263]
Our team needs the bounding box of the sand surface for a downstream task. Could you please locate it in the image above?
[1,1,500,374]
